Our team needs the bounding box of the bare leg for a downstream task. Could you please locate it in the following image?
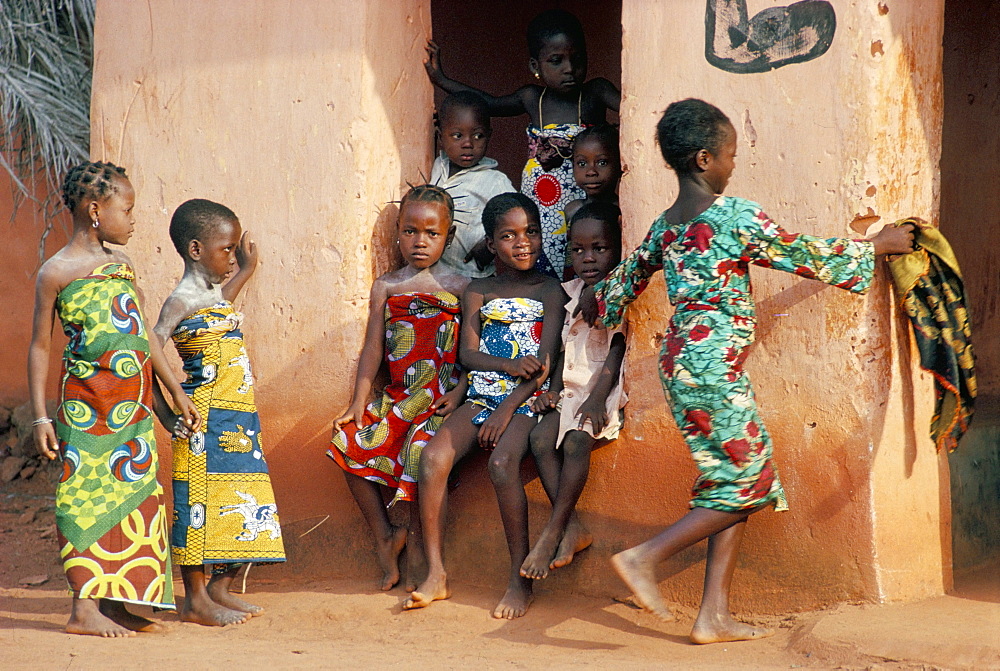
[404,498,425,592]
[487,415,536,619]
[65,597,135,637]
[342,470,407,591]
[522,428,595,579]
[690,520,773,644]
[98,599,165,633]
[404,403,480,610]
[179,564,249,626]
[207,565,263,616]
[611,506,754,622]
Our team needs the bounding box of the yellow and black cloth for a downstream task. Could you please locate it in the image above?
[888,220,976,452]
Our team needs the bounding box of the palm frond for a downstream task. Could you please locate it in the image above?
[0,0,95,261]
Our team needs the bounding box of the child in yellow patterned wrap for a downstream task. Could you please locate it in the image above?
[28,162,200,637]
[154,199,284,627]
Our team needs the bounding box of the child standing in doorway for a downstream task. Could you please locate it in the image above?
[431,91,515,277]
[404,193,565,619]
[28,162,199,637]
[521,202,627,580]
[329,185,469,592]
[154,199,285,627]
[424,9,620,279]
[578,99,916,644]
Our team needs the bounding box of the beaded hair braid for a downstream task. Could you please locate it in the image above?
[61,161,128,212]
[399,183,455,223]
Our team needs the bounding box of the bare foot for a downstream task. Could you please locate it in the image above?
[491,579,533,620]
[402,572,450,610]
[520,529,561,579]
[99,599,167,633]
[611,548,675,622]
[550,519,593,570]
[180,597,250,626]
[690,615,774,645]
[65,599,136,638]
[207,582,264,617]
[376,526,408,591]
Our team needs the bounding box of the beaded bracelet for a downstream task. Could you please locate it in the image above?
[31,417,53,427]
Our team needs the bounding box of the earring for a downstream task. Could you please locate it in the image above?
[92,219,100,229]
[534,72,540,80]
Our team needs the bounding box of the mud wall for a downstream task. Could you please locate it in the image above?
[87,0,949,613]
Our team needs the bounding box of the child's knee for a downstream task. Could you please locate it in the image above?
[487,452,519,485]
[562,432,593,460]
[419,447,452,481]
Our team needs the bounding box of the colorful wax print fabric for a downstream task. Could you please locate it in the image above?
[170,302,285,566]
[329,292,460,506]
[54,262,173,607]
[522,124,586,279]
[888,221,976,452]
[467,297,547,425]
[596,196,875,512]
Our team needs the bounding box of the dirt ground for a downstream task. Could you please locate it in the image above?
[2,471,998,670]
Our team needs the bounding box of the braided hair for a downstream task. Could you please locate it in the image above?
[169,199,238,257]
[481,192,538,239]
[655,99,732,175]
[61,161,128,212]
[399,183,455,224]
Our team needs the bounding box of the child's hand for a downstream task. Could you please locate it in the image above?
[333,404,366,434]
[532,389,560,414]
[171,390,202,433]
[478,405,514,449]
[235,232,259,272]
[424,40,444,84]
[33,422,59,461]
[504,355,544,380]
[871,221,917,256]
[575,398,608,435]
[165,413,193,439]
[463,237,493,271]
[431,389,463,417]
[574,286,599,326]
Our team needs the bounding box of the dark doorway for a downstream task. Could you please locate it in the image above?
[940,0,1000,591]
[429,1,622,187]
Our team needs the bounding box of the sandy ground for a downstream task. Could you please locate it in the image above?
[2,472,998,670]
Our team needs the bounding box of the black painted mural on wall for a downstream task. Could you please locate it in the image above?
[706,0,836,74]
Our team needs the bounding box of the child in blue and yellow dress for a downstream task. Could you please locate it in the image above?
[405,193,566,621]
[424,9,620,278]
[154,199,284,627]
[578,99,916,644]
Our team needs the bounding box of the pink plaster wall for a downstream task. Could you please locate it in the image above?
[86,0,951,613]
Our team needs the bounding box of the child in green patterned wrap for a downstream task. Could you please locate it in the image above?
[28,162,199,637]
[576,99,917,644]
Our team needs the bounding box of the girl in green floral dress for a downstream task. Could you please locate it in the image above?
[579,99,916,644]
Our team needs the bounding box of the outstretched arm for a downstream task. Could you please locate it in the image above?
[27,268,60,461]
[334,279,389,431]
[424,40,530,117]
[738,204,915,294]
[223,231,258,303]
